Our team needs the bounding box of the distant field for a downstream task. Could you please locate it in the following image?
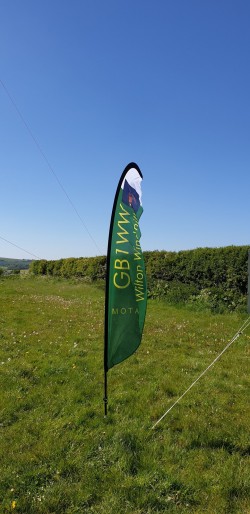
[0,276,249,513]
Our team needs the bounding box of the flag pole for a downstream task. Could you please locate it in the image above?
[104,369,108,416]
[103,163,145,415]
[104,280,109,415]
[104,208,111,416]
[103,167,127,416]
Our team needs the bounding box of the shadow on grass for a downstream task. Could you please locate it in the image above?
[189,438,250,456]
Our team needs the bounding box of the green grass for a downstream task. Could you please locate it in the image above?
[0,276,249,513]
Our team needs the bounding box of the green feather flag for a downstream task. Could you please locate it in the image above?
[104,163,147,413]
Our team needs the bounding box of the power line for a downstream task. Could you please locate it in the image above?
[0,235,41,260]
[0,78,103,255]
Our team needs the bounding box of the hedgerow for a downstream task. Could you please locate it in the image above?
[29,246,249,312]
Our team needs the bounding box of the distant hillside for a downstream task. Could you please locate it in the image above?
[0,258,33,270]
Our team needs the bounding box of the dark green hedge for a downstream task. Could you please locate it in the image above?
[144,246,249,291]
[144,246,249,312]
[30,256,106,281]
[29,246,249,312]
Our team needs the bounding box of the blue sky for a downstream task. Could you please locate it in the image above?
[1,0,249,260]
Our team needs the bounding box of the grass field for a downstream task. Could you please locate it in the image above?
[0,276,249,513]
